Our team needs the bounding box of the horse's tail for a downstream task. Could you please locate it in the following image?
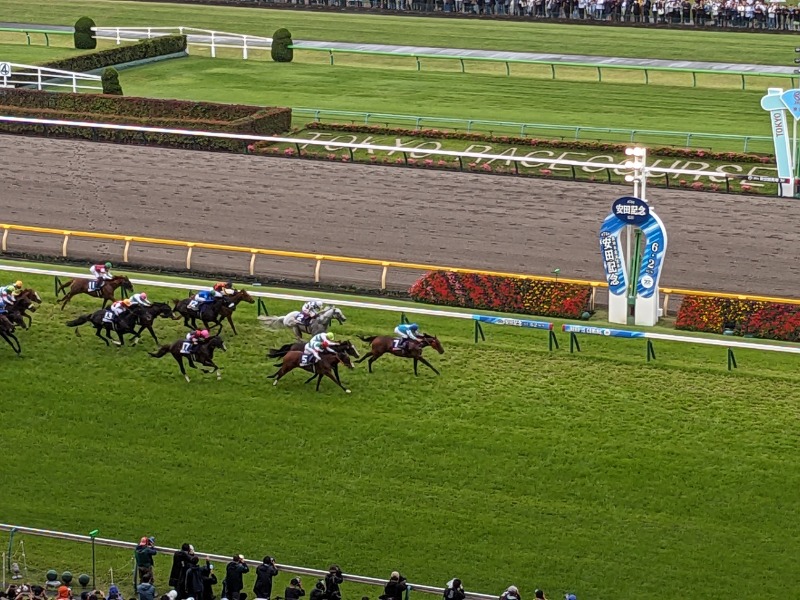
[66,314,92,327]
[257,315,286,329]
[267,343,294,358]
[149,345,170,358]
[358,335,378,343]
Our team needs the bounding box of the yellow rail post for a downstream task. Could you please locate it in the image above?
[186,243,194,270]
[249,250,257,276]
[314,256,323,283]
[123,237,132,263]
[1,227,8,252]
[381,262,390,290]
[61,232,70,257]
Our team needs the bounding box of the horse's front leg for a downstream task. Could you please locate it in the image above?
[417,356,440,376]
[227,314,237,335]
[323,369,351,394]
[174,355,190,383]
[95,325,111,347]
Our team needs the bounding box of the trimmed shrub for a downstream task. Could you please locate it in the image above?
[675,295,800,342]
[44,35,187,74]
[0,89,292,152]
[271,28,294,63]
[101,68,123,95]
[410,271,592,319]
[74,17,96,50]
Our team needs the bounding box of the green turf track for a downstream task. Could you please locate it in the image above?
[1,260,799,600]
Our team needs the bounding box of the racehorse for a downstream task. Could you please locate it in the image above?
[67,302,175,346]
[268,339,360,386]
[6,289,43,329]
[356,333,445,375]
[257,306,347,341]
[268,344,354,393]
[57,276,134,310]
[149,335,227,383]
[0,315,21,355]
[173,289,254,334]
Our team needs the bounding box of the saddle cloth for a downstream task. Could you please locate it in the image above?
[180,341,193,355]
[299,353,315,367]
[102,310,115,324]
[392,338,404,350]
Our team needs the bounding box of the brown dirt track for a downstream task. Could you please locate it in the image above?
[2,135,799,298]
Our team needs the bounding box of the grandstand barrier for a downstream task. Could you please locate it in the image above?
[0,523,495,600]
[562,323,800,370]
[289,46,797,91]
[291,108,774,153]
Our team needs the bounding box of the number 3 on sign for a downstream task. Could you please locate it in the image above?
[0,63,11,77]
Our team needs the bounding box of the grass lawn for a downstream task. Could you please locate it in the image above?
[114,56,772,139]
[0,0,796,65]
[1,260,799,600]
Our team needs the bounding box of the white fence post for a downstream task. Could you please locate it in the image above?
[116,28,121,45]
[72,73,77,93]
[37,69,42,90]
[211,31,216,58]
[243,36,248,60]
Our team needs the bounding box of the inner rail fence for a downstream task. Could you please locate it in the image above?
[291,108,774,153]
[0,27,72,47]
[0,63,102,92]
[0,524,495,600]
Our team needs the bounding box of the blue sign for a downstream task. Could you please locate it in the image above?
[562,324,645,339]
[472,315,553,330]
[599,214,627,297]
[636,212,668,299]
[612,196,650,226]
[780,89,800,121]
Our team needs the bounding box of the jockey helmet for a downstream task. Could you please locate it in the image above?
[105,261,112,269]
[225,281,233,287]
[14,281,22,288]
[326,332,335,341]
[409,323,419,330]
[140,292,148,300]
[200,329,209,338]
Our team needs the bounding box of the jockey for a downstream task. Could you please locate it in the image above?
[304,332,336,363]
[109,299,132,321]
[298,300,323,325]
[90,262,114,289]
[394,322,422,349]
[0,294,8,315]
[2,281,23,303]
[128,292,152,308]
[187,290,216,311]
[181,329,209,354]
[213,281,235,297]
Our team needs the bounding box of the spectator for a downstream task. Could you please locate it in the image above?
[108,586,123,600]
[380,572,407,600]
[443,580,464,600]
[224,555,249,600]
[31,587,46,600]
[565,595,577,600]
[185,558,205,600]
[534,591,547,600]
[309,581,325,600]
[284,579,304,600]
[57,587,72,600]
[324,566,343,600]
[170,544,194,600]
[201,563,218,600]
[499,587,520,600]
[253,557,278,600]
[14,585,31,600]
[137,577,157,600]
[136,537,158,585]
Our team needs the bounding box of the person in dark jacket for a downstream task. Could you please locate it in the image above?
[201,563,218,600]
[324,566,343,600]
[169,545,194,599]
[184,558,204,600]
[135,538,158,586]
[284,579,304,600]
[137,577,156,600]
[380,573,407,600]
[253,557,278,600]
[443,580,464,600]
[309,581,325,600]
[224,555,249,600]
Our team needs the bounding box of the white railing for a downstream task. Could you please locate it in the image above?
[0,114,779,185]
[0,63,102,92]
[92,26,272,60]
[3,263,800,357]
[0,523,495,600]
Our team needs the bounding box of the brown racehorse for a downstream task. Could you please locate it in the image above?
[6,288,43,329]
[268,344,354,393]
[149,335,227,383]
[173,289,254,334]
[268,340,360,385]
[0,314,21,355]
[356,333,444,375]
[57,276,134,310]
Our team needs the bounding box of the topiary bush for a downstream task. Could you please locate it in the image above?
[271,28,293,63]
[101,68,123,95]
[74,16,97,50]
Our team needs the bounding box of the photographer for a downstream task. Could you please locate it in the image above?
[136,537,158,585]
[169,544,195,599]
[201,562,218,600]
[324,566,343,600]
[224,555,250,600]
[253,557,278,600]
[309,581,326,600]
[380,572,407,600]
[443,580,464,600]
[284,579,305,600]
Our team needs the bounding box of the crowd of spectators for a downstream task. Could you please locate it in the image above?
[261,0,800,30]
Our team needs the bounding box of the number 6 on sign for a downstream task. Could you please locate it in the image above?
[0,63,11,77]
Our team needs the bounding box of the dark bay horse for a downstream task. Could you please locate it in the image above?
[173,289,254,334]
[268,345,354,393]
[67,302,175,346]
[268,340,360,385]
[0,315,21,355]
[57,276,134,310]
[6,289,43,329]
[149,335,226,382]
[356,333,445,375]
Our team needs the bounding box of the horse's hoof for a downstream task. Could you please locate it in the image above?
[132,337,141,346]
[272,379,278,386]
[345,389,351,394]
[216,372,222,380]
[112,341,122,346]
[184,375,191,383]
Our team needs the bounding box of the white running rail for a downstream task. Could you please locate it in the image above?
[92,26,272,59]
[0,62,102,92]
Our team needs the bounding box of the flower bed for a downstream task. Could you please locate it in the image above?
[675,295,800,342]
[409,271,592,319]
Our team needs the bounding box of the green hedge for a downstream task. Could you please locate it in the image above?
[74,17,96,50]
[43,35,188,73]
[0,89,292,151]
[271,28,294,63]
[101,68,123,95]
